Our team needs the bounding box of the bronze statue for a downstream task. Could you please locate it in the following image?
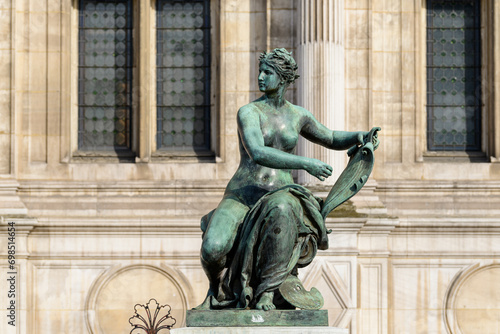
[196,48,379,311]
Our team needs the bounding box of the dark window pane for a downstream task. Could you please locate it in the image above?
[156,0,211,152]
[426,0,481,151]
[78,0,133,151]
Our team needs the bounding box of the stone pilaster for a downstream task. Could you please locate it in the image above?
[296,0,345,185]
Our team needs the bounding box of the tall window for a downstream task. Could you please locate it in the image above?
[78,0,133,152]
[156,0,211,152]
[77,0,212,156]
[426,0,481,151]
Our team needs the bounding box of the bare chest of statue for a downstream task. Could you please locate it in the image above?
[258,106,300,152]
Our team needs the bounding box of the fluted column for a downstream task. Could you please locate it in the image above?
[296,0,345,185]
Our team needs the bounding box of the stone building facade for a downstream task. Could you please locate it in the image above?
[1,0,500,333]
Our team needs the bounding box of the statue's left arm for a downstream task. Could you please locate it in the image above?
[298,107,373,150]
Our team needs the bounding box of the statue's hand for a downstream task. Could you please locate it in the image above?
[348,128,381,157]
[305,159,333,181]
[359,128,381,150]
[366,127,381,150]
[372,133,380,150]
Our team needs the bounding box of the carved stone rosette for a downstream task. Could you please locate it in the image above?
[129,299,176,334]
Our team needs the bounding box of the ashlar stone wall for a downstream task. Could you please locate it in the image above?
[0,0,500,333]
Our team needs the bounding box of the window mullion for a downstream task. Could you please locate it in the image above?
[136,0,153,162]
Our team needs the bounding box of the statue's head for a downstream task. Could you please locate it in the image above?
[259,48,300,87]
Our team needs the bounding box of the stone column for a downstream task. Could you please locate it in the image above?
[296,0,345,185]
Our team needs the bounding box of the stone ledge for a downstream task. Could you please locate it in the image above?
[186,309,328,327]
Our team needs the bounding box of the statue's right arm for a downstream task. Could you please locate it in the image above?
[237,106,332,181]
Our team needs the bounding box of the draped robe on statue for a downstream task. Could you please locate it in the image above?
[201,184,329,309]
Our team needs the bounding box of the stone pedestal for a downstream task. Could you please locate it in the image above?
[171,327,348,334]
[186,309,328,327]
[173,310,349,333]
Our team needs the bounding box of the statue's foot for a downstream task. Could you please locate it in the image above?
[255,292,276,311]
[192,289,215,310]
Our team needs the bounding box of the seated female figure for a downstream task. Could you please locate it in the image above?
[197,48,370,311]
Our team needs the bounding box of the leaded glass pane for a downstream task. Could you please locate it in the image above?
[78,0,132,151]
[426,0,481,151]
[156,0,211,151]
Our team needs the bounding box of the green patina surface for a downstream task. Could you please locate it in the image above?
[186,310,328,327]
[195,48,380,314]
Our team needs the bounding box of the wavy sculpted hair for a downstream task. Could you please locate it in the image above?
[259,48,300,86]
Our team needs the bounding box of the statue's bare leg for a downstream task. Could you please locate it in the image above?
[193,256,224,310]
[256,291,276,311]
[194,197,249,310]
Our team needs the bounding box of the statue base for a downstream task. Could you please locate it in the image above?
[171,327,348,334]
[185,309,328,327]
